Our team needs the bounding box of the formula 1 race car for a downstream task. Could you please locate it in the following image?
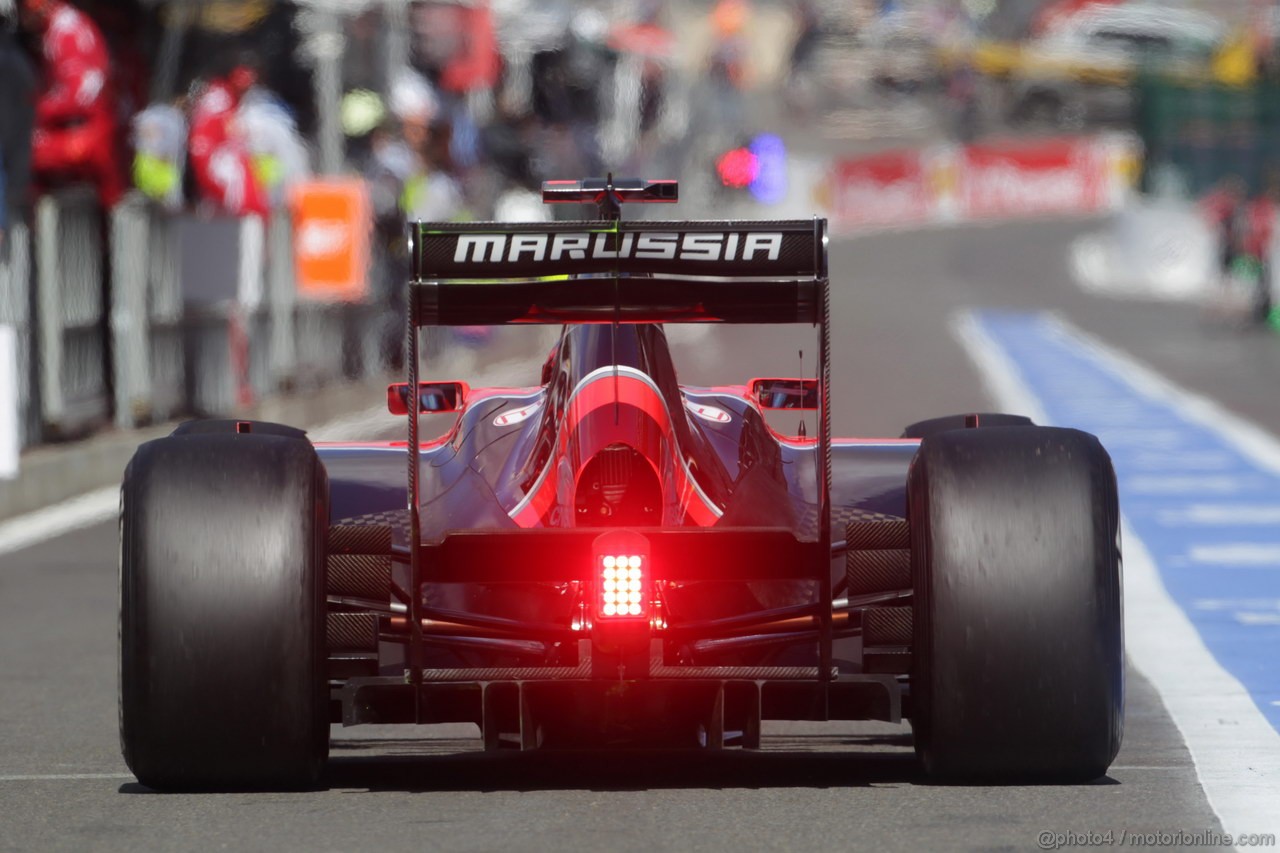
[119,178,1123,790]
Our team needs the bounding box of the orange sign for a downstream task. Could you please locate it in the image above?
[292,179,371,302]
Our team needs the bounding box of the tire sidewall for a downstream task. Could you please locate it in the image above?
[119,434,329,790]
[909,426,1123,781]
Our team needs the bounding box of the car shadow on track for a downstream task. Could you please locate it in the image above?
[114,732,1121,793]
[317,731,922,792]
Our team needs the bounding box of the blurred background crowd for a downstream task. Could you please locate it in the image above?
[0,0,816,238]
[4,0,1280,453]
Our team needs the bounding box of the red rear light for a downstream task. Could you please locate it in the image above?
[593,530,650,622]
[716,147,759,188]
[599,554,648,618]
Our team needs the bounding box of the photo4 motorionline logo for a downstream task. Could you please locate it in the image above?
[1037,829,1276,849]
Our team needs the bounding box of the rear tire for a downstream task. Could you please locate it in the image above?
[171,419,308,440]
[120,431,329,790]
[901,413,1032,440]
[908,426,1122,781]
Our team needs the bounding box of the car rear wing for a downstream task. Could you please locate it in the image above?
[408,219,829,326]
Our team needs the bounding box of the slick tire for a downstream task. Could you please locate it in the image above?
[900,413,1032,440]
[171,419,309,440]
[908,426,1122,782]
[120,432,329,790]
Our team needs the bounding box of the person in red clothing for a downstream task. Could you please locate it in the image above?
[19,0,124,208]
[1200,176,1278,324]
[187,63,268,219]
[1244,182,1279,322]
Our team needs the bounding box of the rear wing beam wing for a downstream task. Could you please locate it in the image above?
[421,528,826,583]
[408,219,828,326]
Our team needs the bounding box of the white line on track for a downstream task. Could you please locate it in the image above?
[0,354,538,560]
[949,312,1050,426]
[1160,505,1280,526]
[1187,544,1280,566]
[306,405,392,443]
[952,309,1280,847]
[1123,528,1280,842]
[306,357,537,443]
[0,486,119,558]
[1042,313,1280,479]
[0,407,396,560]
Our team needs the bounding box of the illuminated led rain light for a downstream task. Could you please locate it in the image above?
[598,550,646,617]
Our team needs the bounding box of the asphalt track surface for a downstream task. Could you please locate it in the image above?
[2,218,1267,852]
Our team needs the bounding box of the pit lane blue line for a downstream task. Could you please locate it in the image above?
[968,309,1280,734]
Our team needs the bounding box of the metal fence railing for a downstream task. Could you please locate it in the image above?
[111,196,185,428]
[36,189,111,438]
[6,188,388,450]
[0,220,36,448]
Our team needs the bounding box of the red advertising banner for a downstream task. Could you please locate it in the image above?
[958,137,1107,220]
[826,134,1135,233]
[831,149,933,228]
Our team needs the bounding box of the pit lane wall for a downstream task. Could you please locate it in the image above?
[0,179,421,524]
[0,182,394,454]
[818,133,1141,234]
